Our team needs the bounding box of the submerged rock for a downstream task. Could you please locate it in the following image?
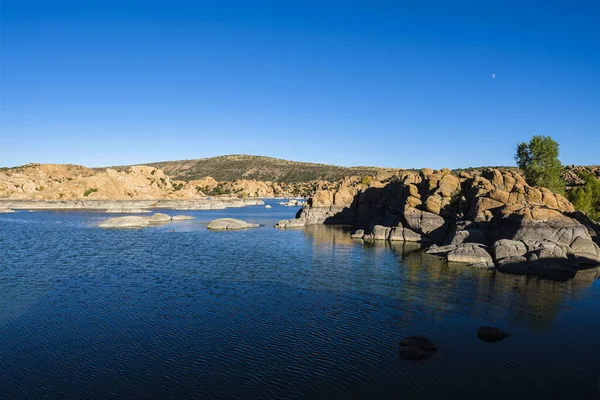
[265,205,272,209]
[99,216,149,228]
[207,218,260,230]
[477,326,510,342]
[399,346,431,360]
[399,335,438,360]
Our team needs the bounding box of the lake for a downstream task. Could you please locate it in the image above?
[1,200,599,399]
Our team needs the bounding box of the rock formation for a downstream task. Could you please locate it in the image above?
[276,168,600,277]
[0,163,201,200]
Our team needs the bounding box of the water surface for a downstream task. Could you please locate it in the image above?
[1,201,599,399]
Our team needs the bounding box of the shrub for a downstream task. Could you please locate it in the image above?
[361,176,372,186]
[515,135,564,194]
[83,188,98,197]
[567,171,600,221]
[173,183,184,191]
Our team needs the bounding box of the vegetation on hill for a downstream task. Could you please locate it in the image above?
[116,155,395,183]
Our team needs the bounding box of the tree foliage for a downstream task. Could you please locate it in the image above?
[515,135,565,194]
[566,171,600,221]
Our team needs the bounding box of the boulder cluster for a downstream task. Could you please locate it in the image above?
[98,213,194,228]
[277,168,600,277]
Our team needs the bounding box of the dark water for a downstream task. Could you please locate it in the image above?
[1,201,599,399]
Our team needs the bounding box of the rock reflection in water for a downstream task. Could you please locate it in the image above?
[303,225,599,329]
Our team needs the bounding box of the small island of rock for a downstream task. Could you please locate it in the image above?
[207,218,260,230]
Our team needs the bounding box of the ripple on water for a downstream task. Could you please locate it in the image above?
[1,207,600,399]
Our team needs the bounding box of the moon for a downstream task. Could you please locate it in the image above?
[491,73,496,79]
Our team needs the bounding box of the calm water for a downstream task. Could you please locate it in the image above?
[1,201,600,399]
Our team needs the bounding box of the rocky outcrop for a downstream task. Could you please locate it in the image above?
[0,163,201,200]
[0,163,277,202]
[277,168,600,276]
[207,218,260,230]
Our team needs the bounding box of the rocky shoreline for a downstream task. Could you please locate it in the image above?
[276,168,600,279]
[0,198,264,211]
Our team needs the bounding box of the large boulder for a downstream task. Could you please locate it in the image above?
[389,224,431,242]
[208,218,260,230]
[371,225,392,240]
[99,216,149,228]
[569,236,600,264]
[447,243,494,268]
[403,208,448,242]
[493,239,527,260]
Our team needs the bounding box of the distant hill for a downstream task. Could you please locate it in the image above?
[108,154,405,183]
[106,154,600,186]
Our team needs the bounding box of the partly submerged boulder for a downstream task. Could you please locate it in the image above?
[447,243,494,268]
[399,335,438,360]
[477,326,510,342]
[99,216,149,228]
[208,218,259,230]
[275,218,306,228]
[171,215,195,221]
[149,213,172,223]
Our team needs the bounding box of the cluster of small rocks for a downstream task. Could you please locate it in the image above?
[400,326,510,361]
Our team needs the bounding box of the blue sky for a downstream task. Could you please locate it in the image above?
[1,1,599,169]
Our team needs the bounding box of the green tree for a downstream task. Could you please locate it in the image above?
[566,170,600,221]
[515,135,564,194]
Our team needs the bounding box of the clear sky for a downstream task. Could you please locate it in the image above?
[1,1,599,169]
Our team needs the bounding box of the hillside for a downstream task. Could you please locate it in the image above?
[108,155,405,183]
